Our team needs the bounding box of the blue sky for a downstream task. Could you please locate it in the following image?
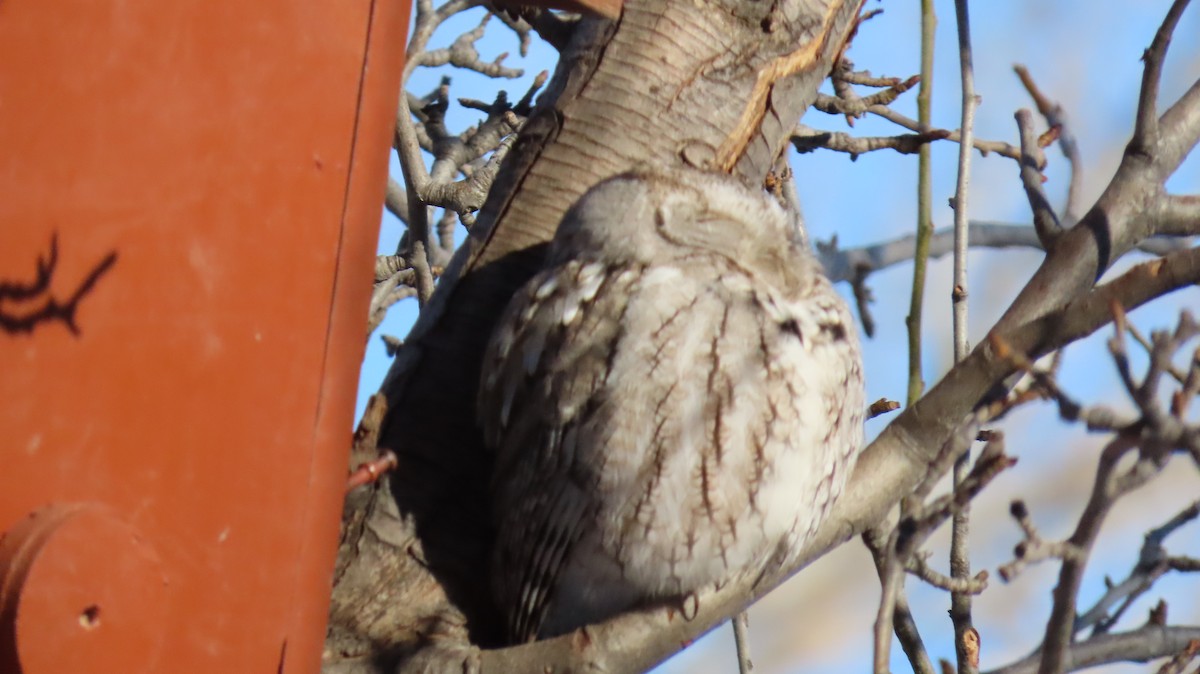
[361,1,1200,671]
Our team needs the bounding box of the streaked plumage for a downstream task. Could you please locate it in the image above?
[478,166,864,643]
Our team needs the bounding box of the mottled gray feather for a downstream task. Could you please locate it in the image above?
[478,166,865,643]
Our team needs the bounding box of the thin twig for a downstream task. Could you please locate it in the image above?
[985,626,1200,674]
[908,553,988,595]
[1014,65,1084,223]
[1076,500,1200,635]
[1015,109,1062,249]
[950,2,978,670]
[1133,0,1193,153]
[415,13,524,79]
[873,559,901,674]
[906,0,936,406]
[868,398,901,418]
[811,75,920,116]
[791,124,949,157]
[868,104,1022,161]
[864,524,938,674]
[731,612,753,674]
[895,595,938,674]
[997,500,1085,583]
[851,263,876,337]
[869,524,915,674]
[816,222,1192,285]
[835,65,911,88]
[868,416,1009,674]
[385,177,411,225]
[1038,432,1164,674]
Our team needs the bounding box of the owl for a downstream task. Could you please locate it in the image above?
[478,166,864,644]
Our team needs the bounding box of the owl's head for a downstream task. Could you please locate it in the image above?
[551,166,815,294]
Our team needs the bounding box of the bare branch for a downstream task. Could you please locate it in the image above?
[893,595,937,674]
[385,178,411,225]
[1155,76,1200,180]
[1014,64,1085,222]
[905,0,937,408]
[907,553,988,595]
[791,124,949,157]
[867,421,1004,674]
[1039,438,1169,674]
[997,500,1086,583]
[950,3,979,667]
[487,5,534,56]
[417,14,525,78]
[367,277,419,337]
[1076,500,1200,635]
[1015,109,1063,250]
[833,62,912,89]
[811,75,920,117]
[1133,0,1193,154]
[421,122,521,214]
[1159,194,1200,236]
[867,104,1022,161]
[1155,639,1200,674]
[1127,321,1193,385]
[984,625,1200,674]
[731,612,753,674]
[1169,557,1200,572]
[527,10,582,52]
[850,263,876,337]
[951,0,976,365]
[864,525,936,674]
[381,334,405,357]
[911,434,1017,537]
[408,240,437,307]
[868,398,901,418]
[1033,305,1200,674]
[376,256,410,283]
[816,222,1190,285]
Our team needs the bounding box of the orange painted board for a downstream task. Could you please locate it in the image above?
[0,0,409,672]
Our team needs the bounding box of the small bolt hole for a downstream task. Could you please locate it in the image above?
[79,605,101,630]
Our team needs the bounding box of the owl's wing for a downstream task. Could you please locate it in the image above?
[478,258,635,642]
[495,469,592,642]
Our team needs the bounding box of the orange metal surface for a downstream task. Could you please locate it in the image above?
[0,505,169,673]
[0,0,409,671]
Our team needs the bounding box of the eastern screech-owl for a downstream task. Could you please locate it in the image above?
[478,166,865,643]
